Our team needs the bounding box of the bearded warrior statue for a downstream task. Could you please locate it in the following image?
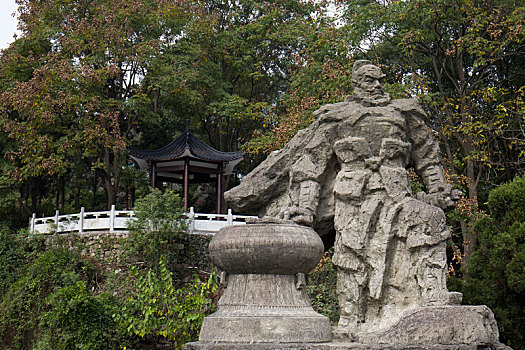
[225,60,462,339]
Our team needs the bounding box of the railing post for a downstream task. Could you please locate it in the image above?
[54,210,59,231]
[227,209,233,225]
[30,213,36,233]
[79,207,84,234]
[110,205,115,233]
[189,207,195,233]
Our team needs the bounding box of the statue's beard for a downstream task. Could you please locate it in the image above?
[354,87,391,106]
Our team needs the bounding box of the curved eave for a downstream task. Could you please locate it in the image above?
[129,131,243,163]
[130,146,243,163]
[131,154,242,176]
[223,158,243,175]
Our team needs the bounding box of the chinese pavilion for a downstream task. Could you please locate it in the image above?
[129,126,243,213]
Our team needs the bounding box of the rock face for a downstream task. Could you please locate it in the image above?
[198,223,332,344]
[222,60,509,349]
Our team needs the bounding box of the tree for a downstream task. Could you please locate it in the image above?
[0,0,194,207]
[454,176,525,349]
[125,189,187,270]
[136,0,329,174]
[338,0,525,266]
[245,16,355,154]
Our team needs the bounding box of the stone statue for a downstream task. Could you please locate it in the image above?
[224,60,463,339]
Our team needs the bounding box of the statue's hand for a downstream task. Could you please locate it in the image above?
[417,183,462,210]
[280,207,315,226]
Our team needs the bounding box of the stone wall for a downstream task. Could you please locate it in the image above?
[41,231,213,268]
[42,230,128,264]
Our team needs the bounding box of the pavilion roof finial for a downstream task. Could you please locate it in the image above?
[185,119,190,148]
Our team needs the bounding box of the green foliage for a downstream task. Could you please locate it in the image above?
[0,244,117,349]
[115,258,218,347]
[0,226,28,296]
[36,282,122,350]
[486,176,525,224]
[307,249,340,324]
[125,189,187,269]
[459,176,525,348]
[0,195,217,349]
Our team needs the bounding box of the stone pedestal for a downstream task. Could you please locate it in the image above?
[185,343,510,350]
[188,303,512,349]
[184,223,511,350]
[193,223,332,344]
[357,305,503,346]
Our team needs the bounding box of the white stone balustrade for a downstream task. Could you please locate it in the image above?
[29,206,256,236]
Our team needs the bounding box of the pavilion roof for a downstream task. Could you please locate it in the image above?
[129,128,243,163]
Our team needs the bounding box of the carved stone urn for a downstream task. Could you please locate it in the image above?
[198,223,332,343]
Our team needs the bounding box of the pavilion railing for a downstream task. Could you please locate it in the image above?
[29,206,256,236]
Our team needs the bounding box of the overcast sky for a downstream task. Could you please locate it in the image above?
[1,0,20,50]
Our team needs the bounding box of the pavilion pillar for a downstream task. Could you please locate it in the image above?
[216,163,223,214]
[151,162,157,188]
[183,158,189,211]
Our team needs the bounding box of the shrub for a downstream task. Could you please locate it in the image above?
[0,225,27,297]
[0,245,101,349]
[36,282,122,350]
[459,176,525,349]
[114,258,218,348]
[0,241,125,350]
[125,189,187,270]
[307,249,340,324]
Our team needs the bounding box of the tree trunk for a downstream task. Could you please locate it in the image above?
[102,148,122,209]
[104,175,117,209]
[55,177,60,209]
[60,176,65,211]
[30,180,37,215]
[92,170,98,209]
[18,185,32,216]
[462,157,480,271]
[74,180,80,211]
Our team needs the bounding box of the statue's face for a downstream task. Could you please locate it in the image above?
[353,65,390,105]
[360,69,384,96]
